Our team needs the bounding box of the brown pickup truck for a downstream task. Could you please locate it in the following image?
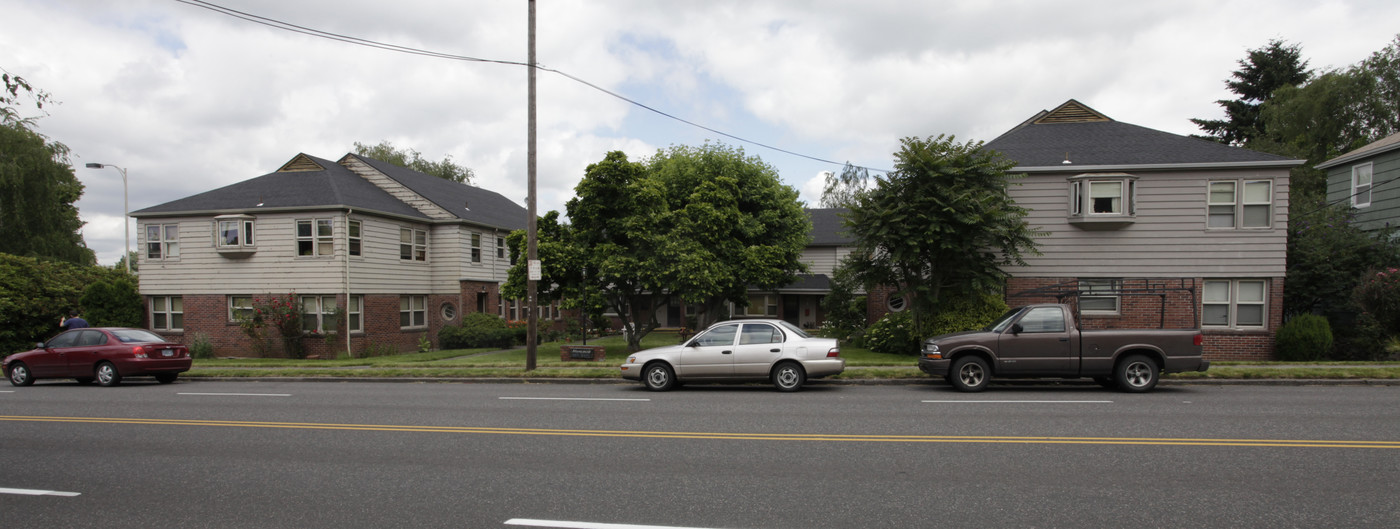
[917,304,1209,392]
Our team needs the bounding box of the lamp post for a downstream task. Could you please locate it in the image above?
[84,163,130,274]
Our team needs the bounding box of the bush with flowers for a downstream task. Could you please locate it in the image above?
[236,292,305,358]
[863,310,920,356]
[1354,267,1400,335]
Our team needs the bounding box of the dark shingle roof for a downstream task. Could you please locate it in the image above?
[133,153,527,232]
[806,208,854,245]
[985,100,1296,168]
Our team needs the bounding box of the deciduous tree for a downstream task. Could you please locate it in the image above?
[353,140,475,185]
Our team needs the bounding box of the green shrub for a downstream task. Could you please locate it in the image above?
[0,253,112,356]
[80,274,143,327]
[1354,267,1400,335]
[1274,314,1334,361]
[864,311,920,356]
[187,332,216,359]
[926,293,1008,338]
[439,312,514,349]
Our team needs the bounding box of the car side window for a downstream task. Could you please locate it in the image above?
[693,325,739,347]
[45,331,80,348]
[1017,307,1067,333]
[740,324,782,345]
[77,330,108,346]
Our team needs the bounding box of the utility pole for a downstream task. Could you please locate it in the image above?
[525,0,539,371]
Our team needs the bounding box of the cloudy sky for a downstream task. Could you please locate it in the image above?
[3,0,1398,266]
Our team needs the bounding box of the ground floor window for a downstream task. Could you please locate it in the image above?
[400,295,427,328]
[301,295,339,333]
[347,296,362,332]
[1203,279,1267,328]
[151,296,183,331]
[229,296,253,322]
[745,294,778,317]
[1079,278,1121,314]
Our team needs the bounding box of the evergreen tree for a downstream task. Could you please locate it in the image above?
[1191,39,1310,147]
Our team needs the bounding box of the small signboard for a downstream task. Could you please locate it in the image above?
[528,259,542,281]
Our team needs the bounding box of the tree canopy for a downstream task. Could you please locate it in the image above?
[1190,39,1311,147]
[840,135,1039,331]
[1,70,94,266]
[353,140,475,185]
[505,144,810,351]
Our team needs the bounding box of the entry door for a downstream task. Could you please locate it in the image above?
[678,324,738,377]
[997,306,1075,375]
[782,296,800,326]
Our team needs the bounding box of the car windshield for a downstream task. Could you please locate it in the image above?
[111,329,168,344]
[982,308,1024,333]
[776,320,810,339]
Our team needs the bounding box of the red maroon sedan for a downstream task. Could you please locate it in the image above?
[5,328,191,387]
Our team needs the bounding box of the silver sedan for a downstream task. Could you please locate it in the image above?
[620,319,844,392]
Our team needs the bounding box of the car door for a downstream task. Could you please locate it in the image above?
[64,330,109,377]
[678,324,738,377]
[733,323,785,376]
[28,330,80,377]
[996,306,1075,375]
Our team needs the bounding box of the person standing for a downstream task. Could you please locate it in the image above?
[60,311,89,330]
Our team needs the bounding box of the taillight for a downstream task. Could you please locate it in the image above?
[1193,334,1204,347]
[132,346,148,358]
[827,348,840,358]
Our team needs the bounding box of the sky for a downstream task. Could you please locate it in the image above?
[3,0,1398,266]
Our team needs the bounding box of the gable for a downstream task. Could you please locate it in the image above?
[1033,100,1111,124]
[278,153,326,172]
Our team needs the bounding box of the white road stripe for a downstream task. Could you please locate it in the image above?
[178,393,292,397]
[505,519,717,529]
[0,487,81,497]
[922,400,1112,403]
[499,397,650,402]
[0,390,14,393]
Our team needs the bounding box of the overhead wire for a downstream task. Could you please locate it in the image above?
[174,0,891,174]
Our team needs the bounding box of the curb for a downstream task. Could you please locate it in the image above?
[178,376,1400,387]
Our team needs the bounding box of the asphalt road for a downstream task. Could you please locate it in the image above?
[3,380,1399,528]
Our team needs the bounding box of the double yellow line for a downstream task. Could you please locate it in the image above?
[4,415,1398,449]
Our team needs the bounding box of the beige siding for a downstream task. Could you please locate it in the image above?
[1006,168,1290,277]
[801,246,854,276]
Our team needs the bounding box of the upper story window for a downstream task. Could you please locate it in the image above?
[471,233,482,263]
[297,219,334,256]
[1068,174,1136,229]
[1208,180,1272,229]
[400,228,427,261]
[146,224,180,260]
[497,236,506,259]
[214,214,255,256]
[1353,163,1373,208]
[348,220,362,256]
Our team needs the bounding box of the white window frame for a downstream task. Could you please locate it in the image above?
[214,215,255,252]
[347,295,363,333]
[301,295,339,334]
[229,296,253,322]
[1352,162,1373,208]
[297,219,334,257]
[400,295,427,329]
[348,220,362,257]
[497,236,506,259]
[1079,279,1121,315]
[1208,180,1273,229]
[146,223,180,260]
[471,232,482,263]
[1203,279,1268,329]
[400,228,427,262]
[1068,174,1137,220]
[151,296,183,331]
[745,294,779,317]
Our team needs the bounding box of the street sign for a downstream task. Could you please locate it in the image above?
[528,259,542,281]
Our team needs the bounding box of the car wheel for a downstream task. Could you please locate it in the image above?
[643,363,675,392]
[1092,376,1116,389]
[772,362,806,392]
[8,362,34,386]
[949,356,990,392]
[155,373,178,384]
[75,377,95,385]
[1114,354,1159,393]
[95,362,122,387]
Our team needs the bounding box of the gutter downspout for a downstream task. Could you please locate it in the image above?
[345,208,353,357]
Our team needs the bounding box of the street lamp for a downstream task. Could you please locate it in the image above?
[84,162,130,274]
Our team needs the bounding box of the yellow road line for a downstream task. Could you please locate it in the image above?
[3,415,1398,449]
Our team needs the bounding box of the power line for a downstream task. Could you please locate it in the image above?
[174,0,891,174]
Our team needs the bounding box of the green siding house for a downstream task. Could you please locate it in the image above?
[1319,132,1400,234]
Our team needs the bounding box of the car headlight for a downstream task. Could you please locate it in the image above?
[628,356,636,364]
[923,343,942,359]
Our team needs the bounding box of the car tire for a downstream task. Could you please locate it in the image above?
[643,362,675,392]
[772,362,806,392]
[8,362,34,386]
[949,356,991,392]
[1114,354,1159,393]
[95,362,122,387]
[155,373,178,384]
[75,377,95,385]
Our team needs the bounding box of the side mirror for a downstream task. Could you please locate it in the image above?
[1010,324,1024,335]
[36,342,46,349]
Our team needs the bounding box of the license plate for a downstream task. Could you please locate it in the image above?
[162,349,174,357]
